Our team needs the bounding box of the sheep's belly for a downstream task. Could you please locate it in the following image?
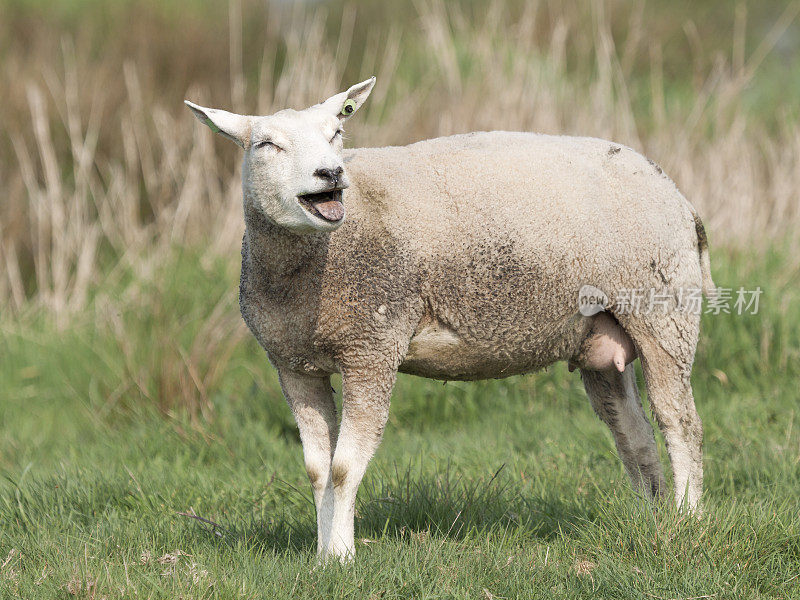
[400,321,555,381]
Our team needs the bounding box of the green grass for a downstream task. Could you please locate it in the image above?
[1,247,799,599]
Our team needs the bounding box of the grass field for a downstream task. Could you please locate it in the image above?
[1,247,799,598]
[2,0,800,597]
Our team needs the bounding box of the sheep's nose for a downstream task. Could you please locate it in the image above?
[314,166,344,187]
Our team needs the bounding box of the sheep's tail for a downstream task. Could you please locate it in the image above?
[691,209,716,299]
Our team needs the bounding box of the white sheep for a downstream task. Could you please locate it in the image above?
[186,77,715,561]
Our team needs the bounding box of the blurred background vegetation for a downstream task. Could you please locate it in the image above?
[0,0,798,439]
[1,0,799,433]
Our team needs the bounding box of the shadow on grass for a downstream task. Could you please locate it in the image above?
[187,463,598,555]
[357,463,596,542]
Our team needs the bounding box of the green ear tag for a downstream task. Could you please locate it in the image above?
[205,118,220,133]
[341,99,356,116]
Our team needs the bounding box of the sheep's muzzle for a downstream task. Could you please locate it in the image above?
[297,189,344,222]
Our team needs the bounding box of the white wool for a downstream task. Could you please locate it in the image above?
[187,78,713,561]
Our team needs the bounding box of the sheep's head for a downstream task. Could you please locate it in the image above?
[185,77,375,233]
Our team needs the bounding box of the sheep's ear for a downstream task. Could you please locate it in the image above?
[320,77,376,121]
[184,100,251,149]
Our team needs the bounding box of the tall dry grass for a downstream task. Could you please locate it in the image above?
[1,0,799,417]
[3,0,798,320]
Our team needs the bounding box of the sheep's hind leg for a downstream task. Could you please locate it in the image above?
[581,365,666,499]
[278,369,338,557]
[635,334,703,511]
[625,307,704,512]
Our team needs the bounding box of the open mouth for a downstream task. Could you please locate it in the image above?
[297,189,344,222]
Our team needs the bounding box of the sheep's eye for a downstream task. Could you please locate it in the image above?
[330,129,343,143]
[255,140,280,151]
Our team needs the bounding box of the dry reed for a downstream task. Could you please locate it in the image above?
[1,0,798,417]
[2,1,797,319]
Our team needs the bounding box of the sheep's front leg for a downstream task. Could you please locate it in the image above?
[323,368,395,561]
[277,369,338,555]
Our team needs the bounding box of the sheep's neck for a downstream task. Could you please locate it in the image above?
[243,204,329,285]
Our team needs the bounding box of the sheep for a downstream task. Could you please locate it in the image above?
[185,77,715,562]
